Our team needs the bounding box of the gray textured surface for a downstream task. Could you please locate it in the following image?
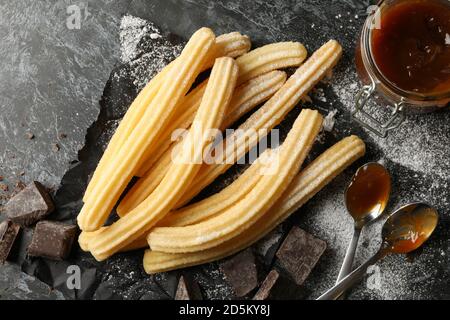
[0,263,64,300]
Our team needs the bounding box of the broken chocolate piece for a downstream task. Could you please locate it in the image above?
[28,221,77,260]
[59,133,67,139]
[175,275,203,300]
[0,220,21,264]
[254,226,284,267]
[220,249,258,297]
[4,181,54,226]
[276,226,326,286]
[253,270,280,300]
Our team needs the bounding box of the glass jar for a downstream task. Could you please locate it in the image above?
[354,0,450,137]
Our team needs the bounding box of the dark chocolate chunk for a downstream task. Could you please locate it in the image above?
[253,270,280,300]
[0,220,21,264]
[28,221,77,260]
[4,181,54,226]
[175,275,203,300]
[220,249,258,297]
[276,227,326,286]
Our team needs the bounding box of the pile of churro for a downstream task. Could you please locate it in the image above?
[78,28,366,273]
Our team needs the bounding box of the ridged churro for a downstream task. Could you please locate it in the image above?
[134,69,287,179]
[147,109,323,253]
[79,228,149,253]
[158,152,267,227]
[235,42,306,84]
[82,156,265,252]
[77,28,217,231]
[176,40,343,207]
[118,71,287,215]
[87,58,239,260]
[83,32,250,203]
[143,135,366,273]
[133,41,305,176]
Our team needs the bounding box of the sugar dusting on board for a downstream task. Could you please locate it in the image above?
[330,69,449,181]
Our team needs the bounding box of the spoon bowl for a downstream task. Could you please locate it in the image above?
[345,162,391,227]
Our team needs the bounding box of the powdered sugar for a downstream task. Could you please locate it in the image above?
[330,67,449,181]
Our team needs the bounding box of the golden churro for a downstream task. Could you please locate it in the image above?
[133,42,305,176]
[77,28,217,231]
[83,32,250,203]
[157,152,267,227]
[176,40,343,207]
[82,157,264,252]
[86,58,239,260]
[79,229,149,253]
[133,69,287,179]
[235,42,306,84]
[143,135,366,273]
[221,71,287,129]
[118,71,287,215]
[147,109,323,253]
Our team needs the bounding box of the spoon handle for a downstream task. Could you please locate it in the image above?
[317,249,387,300]
[337,226,362,283]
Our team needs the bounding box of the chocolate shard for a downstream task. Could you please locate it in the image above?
[276,226,327,286]
[220,248,258,297]
[175,275,203,300]
[253,270,280,300]
[28,221,77,260]
[0,220,21,264]
[4,181,55,226]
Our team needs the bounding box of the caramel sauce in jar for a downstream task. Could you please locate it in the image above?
[345,163,391,221]
[371,0,450,95]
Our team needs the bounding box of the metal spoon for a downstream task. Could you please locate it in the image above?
[318,202,439,300]
[336,163,391,293]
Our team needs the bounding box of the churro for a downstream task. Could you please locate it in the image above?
[134,41,305,176]
[118,71,287,215]
[77,28,217,231]
[176,40,342,207]
[134,69,287,179]
[87,58,239,260]
[235,42,306,84]
[82,156,265,252]
[79,229,149,253]
[83,32,250,203]
[143,135,366,273]
[147,109,323,253]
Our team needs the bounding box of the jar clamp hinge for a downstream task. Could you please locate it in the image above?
[352,83,406,138]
